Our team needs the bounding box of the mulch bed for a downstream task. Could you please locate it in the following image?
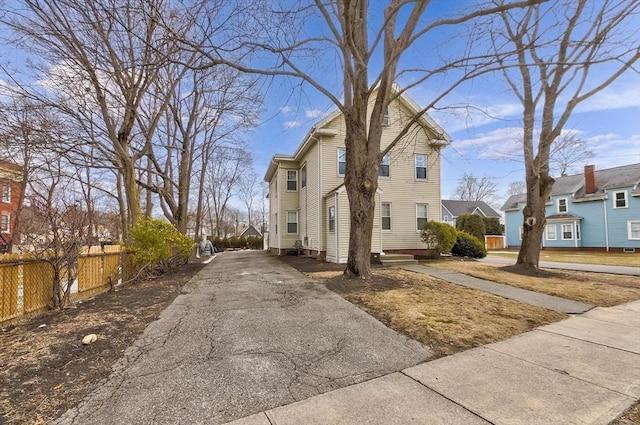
[0,262,205,425]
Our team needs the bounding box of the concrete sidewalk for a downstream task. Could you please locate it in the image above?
[227,300,640,425]
[401,263,594,314]
[482,256,640,276]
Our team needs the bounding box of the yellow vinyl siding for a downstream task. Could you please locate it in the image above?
[325,195,337,262]
[266,87,447,260]
[297,142,320,252]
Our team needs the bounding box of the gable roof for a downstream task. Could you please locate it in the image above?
[239,224,262,238]
[263,85,451,182]
[441,200,500,218]
[501,163,640,210]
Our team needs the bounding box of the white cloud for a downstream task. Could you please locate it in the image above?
[305,109,322,119]
[283,120,301,129]
[280,105,293,115]
[574,82,640,113]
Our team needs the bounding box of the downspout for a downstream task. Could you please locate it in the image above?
[277,163,282,252]
[335,192,339,262]
[317,137,322,257]
[603,198,609,252]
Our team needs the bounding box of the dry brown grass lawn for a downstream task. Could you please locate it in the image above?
[489,250,640,267]
[427,260,640,306]
[321,269,565,357]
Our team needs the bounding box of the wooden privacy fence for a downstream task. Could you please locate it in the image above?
[485,235,506,250]
[0,246,128,325]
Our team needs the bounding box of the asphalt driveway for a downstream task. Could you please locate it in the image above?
[55,251,430,425]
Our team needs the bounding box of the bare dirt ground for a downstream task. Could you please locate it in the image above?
[0,262,205,425]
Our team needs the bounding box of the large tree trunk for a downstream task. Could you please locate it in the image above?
[517,170,554,269]
[344,86,379,278]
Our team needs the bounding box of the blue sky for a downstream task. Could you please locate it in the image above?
[1,0,638,211]
[247,2,640,207]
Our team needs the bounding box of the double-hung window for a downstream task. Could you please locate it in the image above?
[328,206,335,232]
[1,214,9,233]
[628,221,640,240]
[287,170,297,191]
[338,148,346,175]
[561,223,573,240]
[382,106,390,126]
[557,198,568,213]
[613,191,627,208]
[546,224,557,240]
[379,153,390,177]
[416,204,428,231]
[381,203,391,231]
[415,154,427,180]
[286,211,298,234]
[300,165,307,189]
[1,184,10,203]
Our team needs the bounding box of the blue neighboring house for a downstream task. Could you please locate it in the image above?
[502,163,640,252]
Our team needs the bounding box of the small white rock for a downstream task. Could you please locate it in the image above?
[82,334,98,345]
[38,324,46,329]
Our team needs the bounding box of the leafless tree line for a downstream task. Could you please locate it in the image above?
[0,0,264,252]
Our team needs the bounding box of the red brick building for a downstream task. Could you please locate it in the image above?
[0,160,23,252]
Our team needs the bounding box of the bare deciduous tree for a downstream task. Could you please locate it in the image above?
[454,172,498,204]
[2,0,208,237]
[192,0,537,278]
[237,171,259,226]
[506,180,526,196]
[550,133,594,177]
[205,145,251,238]
[488,0,639,269]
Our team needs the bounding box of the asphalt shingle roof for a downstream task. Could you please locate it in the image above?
[442,200,501,218]
[500,163,640,210]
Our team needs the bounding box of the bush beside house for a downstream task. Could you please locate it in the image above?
[451,231,487,258]
[456,214,486,241]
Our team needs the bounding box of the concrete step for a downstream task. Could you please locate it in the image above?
[382,259,419,266]
[380,254,418,267]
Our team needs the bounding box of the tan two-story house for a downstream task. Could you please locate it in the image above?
[264,88,450,263]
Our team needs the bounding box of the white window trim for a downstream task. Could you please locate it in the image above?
[561,223,573,240]
[1,184,10,203]
[415,154,427,180]
[416,203,428,232]
[1,213,10,233]
[286,170,298,192]
[557,198,568,214]
[328,206,336,233]
[300,164,307,189]
[628,220,640,240]
[381,202,391,231]
[613,190,628,209]
[379,153,390,178]
[576,222,581,241]
[286,211,298,235]
[337,147,346,176]
[382,106,390,126]
[545,224,557,240]
[519,226,523,241]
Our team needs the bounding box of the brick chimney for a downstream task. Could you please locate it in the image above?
[584,165,597,194]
